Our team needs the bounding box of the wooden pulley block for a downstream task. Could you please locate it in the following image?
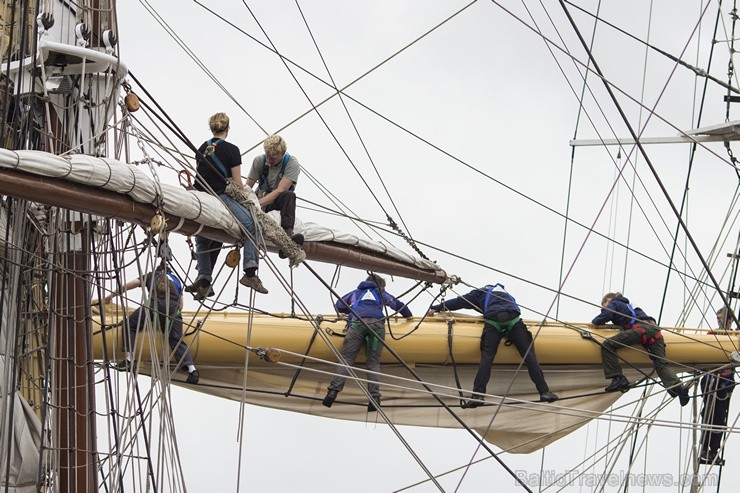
[263,348,281,363]
[150,214,165,233]
[225,249,240,268]
[124,92,140,112]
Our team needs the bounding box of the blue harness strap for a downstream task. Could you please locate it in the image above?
[350,288,382,315]
[204,139,230,178]
[166,272,182,296]
[260,153,293,193]
[483,284,506,313]
[625,303,637,327]
[482,284,519,334]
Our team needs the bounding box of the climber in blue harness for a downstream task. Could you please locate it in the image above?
[246,134,304,253]
[427,283,559,407]
[104,265,199,384]
[188,112,268,298]
[592,292,689,406]
[322,274,412,412]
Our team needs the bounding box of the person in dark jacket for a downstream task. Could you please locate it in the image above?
[427,283,558,407]
[322,274,412,412]
[592,292,689,406]
[699,306,736,466]
[105,266,199,384]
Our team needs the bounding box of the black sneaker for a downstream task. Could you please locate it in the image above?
[605,376,630,392]
[539,391,559,403]
[676,385,690,407]
[186,370,200,384]
[462,395,485,408]
[322,389,338,408]
[113,360,132,372]
[367,398,380,412]
[699,451,725,466]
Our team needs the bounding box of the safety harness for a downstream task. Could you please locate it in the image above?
[167,272,183,296]
[259,153,294,193]
[349,288,384,356]
[482,284,521,335]
[623,303,662,345]
[152,271,183,332]
[204,139,229,178]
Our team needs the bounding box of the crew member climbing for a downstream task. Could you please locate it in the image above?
[592,292,690,406]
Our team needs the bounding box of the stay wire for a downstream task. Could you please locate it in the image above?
[302,261,534,493]
[137,0,267,134]
[238,0,435,256]
[506,0,736,345]
[559,0,736,324]
[658,1,725,324]
[555,0,602,320]
[512,0,725,324]
[190,0,732,289]
[488,0,739,175]
[293,0,428,259]
[127,72,192,148]
[563,0,740,95]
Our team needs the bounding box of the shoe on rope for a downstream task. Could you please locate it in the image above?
[539,391,559,403]
[113,360,132,372]
[367,397,380,412]
[462,394,485,409]
[186,370,200,384]
[190,279,214,301]
[322,389,338,408]
[604,375,630,393]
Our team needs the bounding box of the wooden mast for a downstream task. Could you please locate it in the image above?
[52,219,97,492]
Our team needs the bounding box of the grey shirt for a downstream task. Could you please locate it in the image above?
[248,154,301,191]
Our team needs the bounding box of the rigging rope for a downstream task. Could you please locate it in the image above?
[559,0,736,322]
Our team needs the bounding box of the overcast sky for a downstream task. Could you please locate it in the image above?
[112,1,739,491]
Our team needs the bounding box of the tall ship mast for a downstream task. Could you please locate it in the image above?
[1,1,739,492]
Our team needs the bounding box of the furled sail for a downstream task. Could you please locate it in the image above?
[92,310,739,453]
[0,148,446,283]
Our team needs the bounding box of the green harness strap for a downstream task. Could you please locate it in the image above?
[484,316,521,335]
[150,299,181,332]
[349,321,384,357]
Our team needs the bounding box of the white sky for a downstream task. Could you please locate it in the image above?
[111,1,740,491]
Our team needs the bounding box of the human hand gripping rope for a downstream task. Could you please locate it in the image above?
[225,180,306,268]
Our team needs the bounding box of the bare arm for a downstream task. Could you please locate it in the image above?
[230,165,244,188]
[103,278,142,303]
[259,176,294,207]
[246,176,256,188]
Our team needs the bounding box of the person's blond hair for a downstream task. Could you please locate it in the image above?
[208,112,229,134]
[263,134,286,155]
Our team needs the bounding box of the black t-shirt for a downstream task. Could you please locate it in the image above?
[194,139,242,194]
